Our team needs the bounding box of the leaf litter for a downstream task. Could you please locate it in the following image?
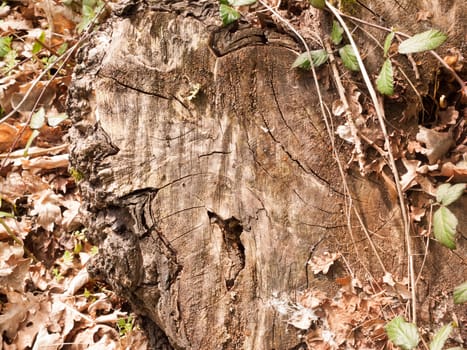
[0,1,148,349]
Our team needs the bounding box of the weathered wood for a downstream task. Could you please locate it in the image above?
[68,1,466,348]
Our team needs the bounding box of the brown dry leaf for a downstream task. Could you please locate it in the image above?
[61,196,81,229]
[30,328,61,350]
[33,0,79,40]
[0,217,31,240]
[0,122,32,152]
[439,160,467,182]
[10,80,57,112]
[70,325,120,350]
[21,154,69,172]
[400,158,420,191]
[416,126,454,164]
[0,13,32,31]
[308,252,340,275]
[7,293,52,350]
[0,291,39,342]
[29,262,49,291]
[65,268,90,297]
[30,189,63,231]
[0,170,49,201]
[410,205,426,222]
[120,329,149,350]
[437,106,459,128]
[415,10,433,21]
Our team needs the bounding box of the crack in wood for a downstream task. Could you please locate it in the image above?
[207,210,245,290]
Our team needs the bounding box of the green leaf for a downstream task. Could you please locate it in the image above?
[398,29,447,54]
[385,316,420,350]
[429,323,453,350]
[23,129,40,157]
[47,113,68,127]
[57,42,68,56]
[309,0,325,9]
[0,36,12,58]
[453,281,467,304]
[376,58,394,95]
[291,49,328,70]
[228,0,256,5]
[32,31,46,55]
[433,206,457,249]
[383,31,394,57]
[436,183,466,206]
[331,21,343,45]
[219,4,240,25]
[339,45,359,71]
[30,107,46,129]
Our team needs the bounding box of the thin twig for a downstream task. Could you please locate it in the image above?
[258,0,379,282]
[337,12,465,89]
[326,1,416,323]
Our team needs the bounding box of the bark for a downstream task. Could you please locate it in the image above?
[68,1,466,349]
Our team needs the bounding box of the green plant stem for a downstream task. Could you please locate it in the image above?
[0,218,38,263]
[337,12,465,90]
[326,1,416,323]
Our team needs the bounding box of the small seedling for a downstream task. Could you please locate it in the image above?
[117,316,135,337]
[52,267,64,282]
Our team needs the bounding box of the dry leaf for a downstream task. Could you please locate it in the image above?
[416,126,454,164]
[30,189,63,231]
[439,161,467,181]
[308,252,340,275]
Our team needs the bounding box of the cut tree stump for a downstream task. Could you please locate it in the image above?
[68,1,466,348]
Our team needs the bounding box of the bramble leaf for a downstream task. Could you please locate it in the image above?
[453,281,467,304]
[30,108,46,129]
[376,58,394,95]
[339,45,359,71]
[398,29,447,54]
[220,4,240,25]
[331,20,343,45]
[291,49,328,70]
[385,316,420,350]
[47,113,68,127]
[436,183,465,206]
[433,206,457,249]
[383,31,394,57]
[429,323,453,350]
[0,36,12,58]
[32,31,46,55]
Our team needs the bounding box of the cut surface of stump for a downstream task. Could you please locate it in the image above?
[68,1,466,348]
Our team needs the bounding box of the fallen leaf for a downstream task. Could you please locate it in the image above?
[308,252,340,275]
[416,126,454,164]
[439,161,467,182]
[30,189,63,231]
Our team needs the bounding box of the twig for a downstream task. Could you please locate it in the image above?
[324,39,366,173]
[258,0,379,282]
[414,203,432,287]
[326,1,417,323]
[0,144,69,159]
[337,12,465,90]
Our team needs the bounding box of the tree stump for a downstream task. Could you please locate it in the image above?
[68,1,466,348]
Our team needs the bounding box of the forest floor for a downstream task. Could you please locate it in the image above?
[0,1,149,348]
[0,1,466,349]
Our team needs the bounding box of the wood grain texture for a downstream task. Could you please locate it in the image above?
[68,1,466,348]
